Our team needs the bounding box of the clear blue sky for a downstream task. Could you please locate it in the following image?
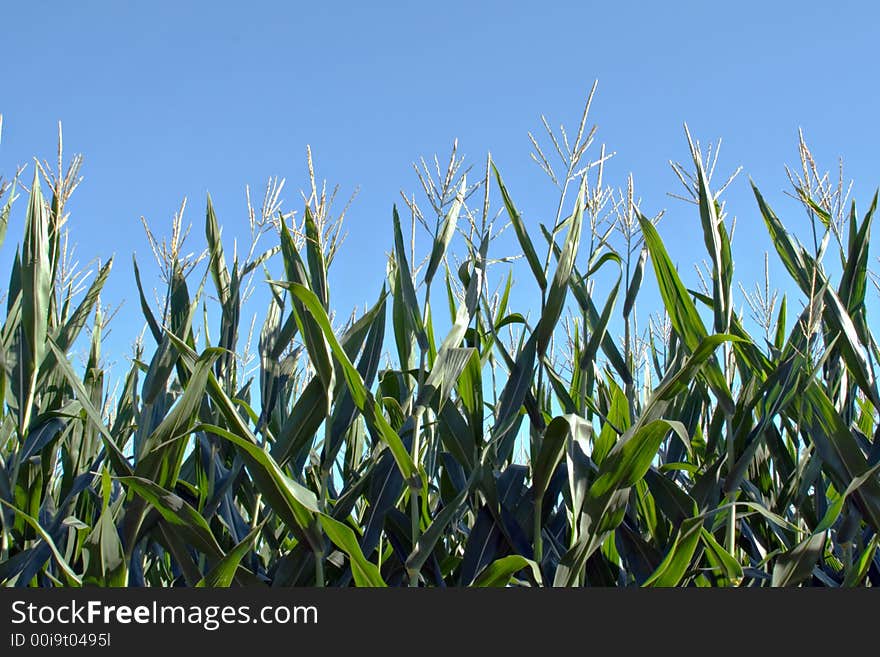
[2,0,879,378]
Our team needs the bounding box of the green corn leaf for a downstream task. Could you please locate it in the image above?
[0,498,82,586]
[272,377,327,467]
[774,295,787,351]
[623,247,647,319]
[532,415,573,502]
[535,176,584,356]
[135,347,222,487]
[639,214,734,415]
[319,515,386,587]
[54,259,113,356]
[392,205,427,351]
[491,334,537,459]
[753,182,814,293]
[700,528,743,583]
[690,134,731,334]
[205,194,232,307]
[572,277,632,386]
[117,475,223,560]
[493,164,546,290]
[425,178,465,287]
[803,383,880,532]
[590,419,688,500]
[542,233,631,386]
[326,293,387,464]
[304,205,329,309]
[20,170,52,392]
[416,347,474,414]
[276,281,416,480]
[196,521,266,588]
[844,535,878,587]
[142,266,193,404]
[46,339,132,477]
[390,256,413,369]
[196,423,320,548]
[771,532,825,587]
[83,469,128,587]
[556,418,687,586]
[292,298,335,398]
[839,192,875,318]
[406,484,470,579]
[642,516,704,587]
[581,274,621,371]
[644,468,697,528]
[132,255,163,344]
[473,555,542,587]
[585,250,622,278]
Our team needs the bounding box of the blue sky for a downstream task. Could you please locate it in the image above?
[2,0,879,380]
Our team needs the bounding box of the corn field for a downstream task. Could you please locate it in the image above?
[2,94,879,588]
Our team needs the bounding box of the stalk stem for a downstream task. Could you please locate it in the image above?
[408,408,424,587]
[18,364,39,461]
[533,498,544,566]
[314,549,325,587]
[407,276,432,587]
[725,411,736,557]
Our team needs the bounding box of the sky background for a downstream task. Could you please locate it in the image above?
[1,0,879,382]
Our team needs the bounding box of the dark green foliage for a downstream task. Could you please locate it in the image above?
[2,111,879,588]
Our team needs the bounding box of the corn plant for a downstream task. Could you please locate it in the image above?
[1,92,879,588]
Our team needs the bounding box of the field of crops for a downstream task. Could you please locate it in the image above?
[2,95,879,587]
